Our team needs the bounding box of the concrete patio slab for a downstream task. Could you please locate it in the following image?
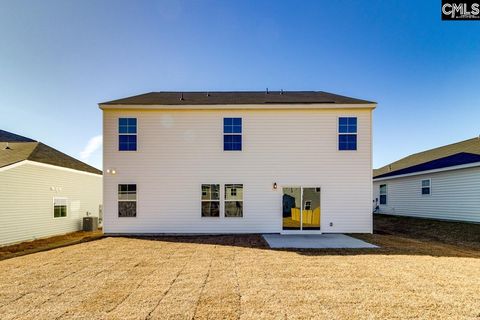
[262,234,378,249]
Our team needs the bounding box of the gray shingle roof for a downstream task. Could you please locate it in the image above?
[0,130,102,175]
[100,91,375,106]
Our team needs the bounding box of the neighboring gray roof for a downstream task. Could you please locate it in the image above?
[373,137,480,179]
[100,91,376,106]
[0,130,102,175]
[0,130,36,142]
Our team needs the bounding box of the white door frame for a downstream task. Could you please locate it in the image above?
[280,185,322,234]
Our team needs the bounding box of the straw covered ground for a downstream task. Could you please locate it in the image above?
[0,216,479,319]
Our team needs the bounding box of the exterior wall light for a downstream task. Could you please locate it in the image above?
[273,182,277,190]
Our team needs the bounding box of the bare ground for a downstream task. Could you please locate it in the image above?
[0,230,103,261]
[0,216,479,319]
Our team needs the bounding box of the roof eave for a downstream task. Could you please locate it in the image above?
[98,102,377,110]
[373,161,480,181]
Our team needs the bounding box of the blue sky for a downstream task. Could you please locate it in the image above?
[1,0,479,170]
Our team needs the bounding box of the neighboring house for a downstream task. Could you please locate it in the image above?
[373,137,480,223]
[0,130,103,246]
[100,91,376,234]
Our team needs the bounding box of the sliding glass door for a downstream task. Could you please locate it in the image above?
[282,187,321,231]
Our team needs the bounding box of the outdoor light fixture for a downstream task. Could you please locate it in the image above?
[107,169,116,175]
[273,182,277,190]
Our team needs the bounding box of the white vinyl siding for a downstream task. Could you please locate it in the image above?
[373,166,480,223]
[103,108,373,234]
[0,162,102,246]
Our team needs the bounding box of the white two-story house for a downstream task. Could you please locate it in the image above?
[100,91,376,234]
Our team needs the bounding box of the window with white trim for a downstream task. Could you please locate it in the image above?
[201,184,220,217]
[379,184,387,205]
[338,117,357,150]
[53,198,67,218]
[225,184,243,217]
[223,118,242,151]
[119,118,137,151]
[421,179,431,195]
[118,184,137,217]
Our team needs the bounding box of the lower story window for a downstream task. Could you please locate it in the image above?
[421,179,431,195]
[201,184,220,217]
[54,197,67,218]
[118,184,137,217]
[225,184,243,217]
[379,184,387,205]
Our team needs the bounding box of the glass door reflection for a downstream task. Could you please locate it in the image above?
[301,188,321,230]
[282,187,301,230]
[282,187,320,231]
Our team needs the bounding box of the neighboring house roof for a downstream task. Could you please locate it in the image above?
[99,91,375,106]
[0,130,102,175]
[0,130,36,142]
[373,137,480,179]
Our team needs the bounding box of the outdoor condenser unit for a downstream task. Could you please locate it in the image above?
[82,216,99,232]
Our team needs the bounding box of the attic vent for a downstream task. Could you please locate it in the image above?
[388,165,392,171]
[180,93,184,101]
[4,143,11,150]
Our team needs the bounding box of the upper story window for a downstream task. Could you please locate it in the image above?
[119,118,137,151]
[338,117,357,151]
[421,179,431,195]
[223,118,242,151]
[379,184,387,205]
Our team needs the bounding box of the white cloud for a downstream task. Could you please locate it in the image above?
[80,135,102,160]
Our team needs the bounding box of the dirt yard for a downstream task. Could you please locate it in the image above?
[0,216,479,319]
[0,229,103,261]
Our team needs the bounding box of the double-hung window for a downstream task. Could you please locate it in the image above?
[53,198,67,218]
[201,184,220,217]
[119,118,137,151]
[225,184,243,217]
[118,184,137,217]
[421,179,431,195]
[379,184,387,205]
[338,117,357,151]
[223,118,242,151]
